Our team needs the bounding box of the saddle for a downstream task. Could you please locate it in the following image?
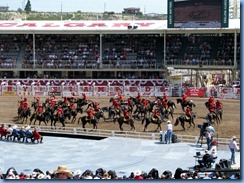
[123,117,129,121]
[185,115,191,120]
[152,116,158,121]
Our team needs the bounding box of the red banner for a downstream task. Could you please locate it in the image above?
[185,88,205,97]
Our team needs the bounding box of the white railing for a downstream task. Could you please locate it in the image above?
[37,126,236,146]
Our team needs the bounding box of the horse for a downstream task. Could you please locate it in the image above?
[174,113,196,131]
[78,116,98,130]
[94,111,106,122]
[106,106,122,119]
[129,96,140,105]
[155,97,177,110]
[50,113,66,128]
[158,106,174,121]
[29,111,50,126]
[19,108,31,124]
[141,116,163,132]
[206,112,221,125]
[114,116,135,131]
[68,107,83,123]
[176,98,196,112]
[133,104,148,119]
[215,108,223,121]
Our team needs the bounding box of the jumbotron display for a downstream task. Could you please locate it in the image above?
[168,0,229,28]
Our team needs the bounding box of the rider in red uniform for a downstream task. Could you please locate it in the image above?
[117,92,123,102]
[94,101,100,112]
[37,104,43,116]
[153,108,159,120]
[208,96,215,105]
[209,102,216,113]
[162,100,168,109]
[70,102,75,110]
[63,96,69,104]
[113,99,120,109]
[82,93,87,101]
[23,98,29,111]
[163,93,168,102]
[185,106,192,119]
[215,99,223,109]
[142,99,150,109]
[87,108,95,120]
[182,94,187,104]
[35,97,40,105]
[136,92,141,103]
[57,106,63,115]
[123,109,130,120]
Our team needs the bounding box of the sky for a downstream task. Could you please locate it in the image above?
[0,0,168,14]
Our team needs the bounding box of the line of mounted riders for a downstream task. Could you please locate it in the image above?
[0,124,43,144]
[16,92,223,132]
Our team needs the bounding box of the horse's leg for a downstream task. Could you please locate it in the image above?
[181,122,186,131]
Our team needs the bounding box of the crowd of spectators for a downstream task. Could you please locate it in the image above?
[0,165,240,180]
[0,33,240,70]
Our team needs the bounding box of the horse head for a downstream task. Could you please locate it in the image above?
[109,97,114,103]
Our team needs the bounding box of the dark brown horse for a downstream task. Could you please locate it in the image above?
[114,116,135,131]
[174,113,196,131]
[142,116,163,132]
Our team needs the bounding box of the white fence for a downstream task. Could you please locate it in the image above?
[0,84,240,99]
[37,126,237,147]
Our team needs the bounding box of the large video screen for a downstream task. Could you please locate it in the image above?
[168,0,229,28]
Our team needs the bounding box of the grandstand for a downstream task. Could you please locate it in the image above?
[0,19,240,82]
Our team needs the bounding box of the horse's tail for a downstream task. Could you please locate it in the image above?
[174,118,179,126]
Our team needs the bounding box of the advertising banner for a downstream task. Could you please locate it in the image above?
[185,88,205,97]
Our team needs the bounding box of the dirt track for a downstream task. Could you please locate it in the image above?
[0,96,240,139]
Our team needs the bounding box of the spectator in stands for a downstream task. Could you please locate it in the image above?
[54,165,73,179]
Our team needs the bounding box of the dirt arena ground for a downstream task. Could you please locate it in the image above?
[0,95,240,139]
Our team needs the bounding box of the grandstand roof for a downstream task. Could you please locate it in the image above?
[0,19,240,34]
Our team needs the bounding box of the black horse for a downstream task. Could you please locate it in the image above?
[174,113,196,131]
[68,107,83,123]
[29,111,51,126]
[142,116,162,132]
[78,116,98,130]
[19,108,31,124]
[206,112,221,125]
[114,116,135,131]
[155,97,177,110]
[133,104,148,119]
[50,113,66,128]
[176,98,196,112]
[158,106,174,121]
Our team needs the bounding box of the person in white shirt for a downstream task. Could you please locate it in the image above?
[229,136,239,165]
[165,120,173,144]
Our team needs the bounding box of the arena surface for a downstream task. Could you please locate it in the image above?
[0,136,240,178]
